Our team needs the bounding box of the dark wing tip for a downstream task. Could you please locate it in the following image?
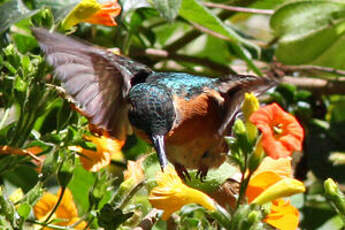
[31,27,93,53]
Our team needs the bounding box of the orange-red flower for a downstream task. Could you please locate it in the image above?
[249,103,304,159]
[62,0,121,29]
[33,188,87,229]
[84,1,121,26]
[246,157,305,230]
[68,135,124,172]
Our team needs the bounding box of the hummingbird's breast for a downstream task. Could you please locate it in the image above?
[130,72,228,170]
[165,91,227,170]
[146,72,227,169]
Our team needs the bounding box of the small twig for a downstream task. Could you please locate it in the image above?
[203,2,274,15]
[164,1,257,52]
[165,30,201,52]
[27,219,70,230]
[190,22,231,41]
[133,48,235,75]
[282,76,345,95]
[282,64,345,76]
[133,209,162,230]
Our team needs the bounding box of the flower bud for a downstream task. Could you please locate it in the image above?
[324,178,345,216]
[242,93,259,142]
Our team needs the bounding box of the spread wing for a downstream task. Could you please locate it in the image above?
[32,28,152,140]
[217,74,278,135]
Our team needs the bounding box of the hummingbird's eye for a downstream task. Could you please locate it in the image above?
[131,69,150,86]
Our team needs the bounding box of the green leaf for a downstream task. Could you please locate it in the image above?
[153,0,181,21]
[68,163,96,214]
[32,0,77,22]
[17,202,30,219]
[12,33,38,54]
[98,205,133,230]
[122,0,150,14]
[271,1,345,67]
[21,182,43,205]
[179,0,261,75]
[185,162,238,194]
[0,188,17,228]
[0,0,39,33]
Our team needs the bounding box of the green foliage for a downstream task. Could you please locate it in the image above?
[271,1,345,68]
[153,0,181,21]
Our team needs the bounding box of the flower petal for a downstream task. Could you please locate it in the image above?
[246,171,282,203]
[149,166,216,220]
[264,199,299,230]
[33,192,58,220]
[56,188,78,219]
[253,157,292,178]
[69,135,124,172]
[250,103,304,159]
[124,158,144,183]
[62,0,102,29]
[251,178,305,205]
[84,2,121,26]
[62,0,121,29]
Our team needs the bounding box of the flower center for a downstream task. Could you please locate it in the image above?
[273,123,283,135]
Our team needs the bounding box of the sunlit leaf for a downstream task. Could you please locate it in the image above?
[271,1,345,69]
[0,0,39,33]
[153,0,181,21]
[179,0,261,75]
[32,0,77,22]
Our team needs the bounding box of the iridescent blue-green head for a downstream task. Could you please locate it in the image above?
[128,83,176,135]
[128,83,176,169]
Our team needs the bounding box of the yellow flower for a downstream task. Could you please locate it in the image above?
[242,93,260,141]
[33,188,87,229]
[62,0,121,30]
[68,135,124,172]
[124,158,145,183]
[246,157,305,230]
[149,166,216,220]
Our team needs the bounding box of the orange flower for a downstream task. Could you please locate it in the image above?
[249,103,304,159]
[246,157,305,230]
[33,188,87,229]
[85,1,121,26]
[68,135,124,172]
[264,199,299,230]
[62,0,121,29]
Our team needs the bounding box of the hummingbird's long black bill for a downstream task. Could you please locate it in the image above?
[152,135,168,171]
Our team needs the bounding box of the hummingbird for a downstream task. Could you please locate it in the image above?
[32,28,276,180]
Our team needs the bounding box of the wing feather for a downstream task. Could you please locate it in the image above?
[217,74,278,135]
[32,28,152,139]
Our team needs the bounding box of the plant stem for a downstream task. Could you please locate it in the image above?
[27,219,71,230]
[44,186,66,223]
[118,181,145,209]
[203,2,274,15]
